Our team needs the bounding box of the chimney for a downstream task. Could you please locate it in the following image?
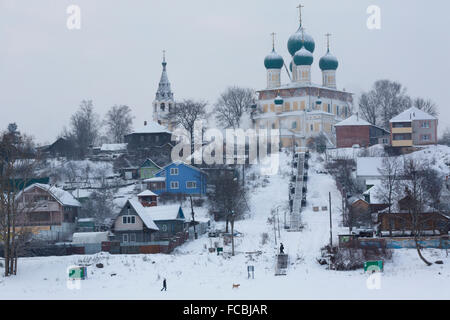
[144,121,147,126]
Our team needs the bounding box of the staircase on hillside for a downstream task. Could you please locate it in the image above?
[288,151,309,231]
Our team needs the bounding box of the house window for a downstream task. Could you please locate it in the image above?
[130,233,136,242]
[162,224,168,232]
[170,181,179,189]
[336,105,340,116]
[327,104,331,113]
[422,134,430,141]
[123,234,129,243]
[310,124,313,131]
[271,123,276,129]
[161,103,165,111]
[122,216,136,224]
[291,121,297,129]
[186,181,197,189]
[421,121,430,128]
[170,168,179,175]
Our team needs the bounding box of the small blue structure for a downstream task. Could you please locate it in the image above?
[151,161,207,196]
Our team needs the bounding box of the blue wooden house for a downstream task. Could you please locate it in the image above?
[146,161,207,196]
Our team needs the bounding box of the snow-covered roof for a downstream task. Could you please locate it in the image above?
[128,198,159,230]
[77,218,95,223]
[100,143,128,152]
[127,198,184,229]
[155,161,207,176]
[335,114,372,127]
[137,190,158,197]
[257,82,354,95]
[72,232,109,244]
[22,183,81,207]
[146,205,184,221]
[363,183,385,205]
[70,189,93,199]
[356,157,385,177]
[131,121,172,134]
[144,177,166,182]
[390,107,437,123]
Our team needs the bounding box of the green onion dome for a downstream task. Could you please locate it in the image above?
[319,50,339,71]
[287,25,315,56]
[264,49,284,69]
[274,95,284,105]
[293,47,313,66]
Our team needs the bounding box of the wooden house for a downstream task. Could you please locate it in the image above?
[150,161,207,196]
[111,197,186,244]
[139,158,161,180]
[16,183,81,241]
[124,121,172,151]
[377,196,450,236]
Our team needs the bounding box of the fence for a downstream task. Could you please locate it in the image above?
[339,234,450,249]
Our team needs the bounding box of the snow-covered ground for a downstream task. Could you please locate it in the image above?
[1,151,449,299]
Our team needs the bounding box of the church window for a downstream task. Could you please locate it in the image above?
[336,105,340,116]
[271,123,276,129]
[327,104,331,113]
[161,103,165,112]
[270,104,275,112]
[300,101,306,110]
[293,102,299,110]
[284,102,290,111]
[263,104,268,113]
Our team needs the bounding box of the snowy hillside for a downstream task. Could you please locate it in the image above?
[1,151,449,299]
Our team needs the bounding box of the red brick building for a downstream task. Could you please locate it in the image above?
[335,115,389,148]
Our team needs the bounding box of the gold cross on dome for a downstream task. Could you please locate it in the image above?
[270,32,276,50]
[297,4,304,25]
[325,33,332,50]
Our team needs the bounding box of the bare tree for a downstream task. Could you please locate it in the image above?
[378,157,401,214]
[359,80,411,129]
[207,170,248,256]
[79,189,115,226]
[421,167,443,211]
[215,86,255,129]
[67,100,101,159]
[438,127,450,146]
[165,99,207,157]
[401,159,433,266]
[412,98,438,117]
[105,105,134,143]
[0,124,40,276]
[358,92,378,126]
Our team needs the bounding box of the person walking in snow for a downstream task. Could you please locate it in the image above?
[161,278,167,291]
[280,243,284,254]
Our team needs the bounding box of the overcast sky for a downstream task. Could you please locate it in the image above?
[1,0,449,144]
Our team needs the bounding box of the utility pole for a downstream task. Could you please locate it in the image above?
[190,195,197,239]
[273,212,277,246]
[277,208,281,238]
[329,192,332,249]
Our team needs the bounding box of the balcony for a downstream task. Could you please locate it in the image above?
[392,140,413,147]
[392,127,412,134]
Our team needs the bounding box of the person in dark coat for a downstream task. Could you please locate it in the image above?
[280,243,284,254]
[161,278,167,291]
